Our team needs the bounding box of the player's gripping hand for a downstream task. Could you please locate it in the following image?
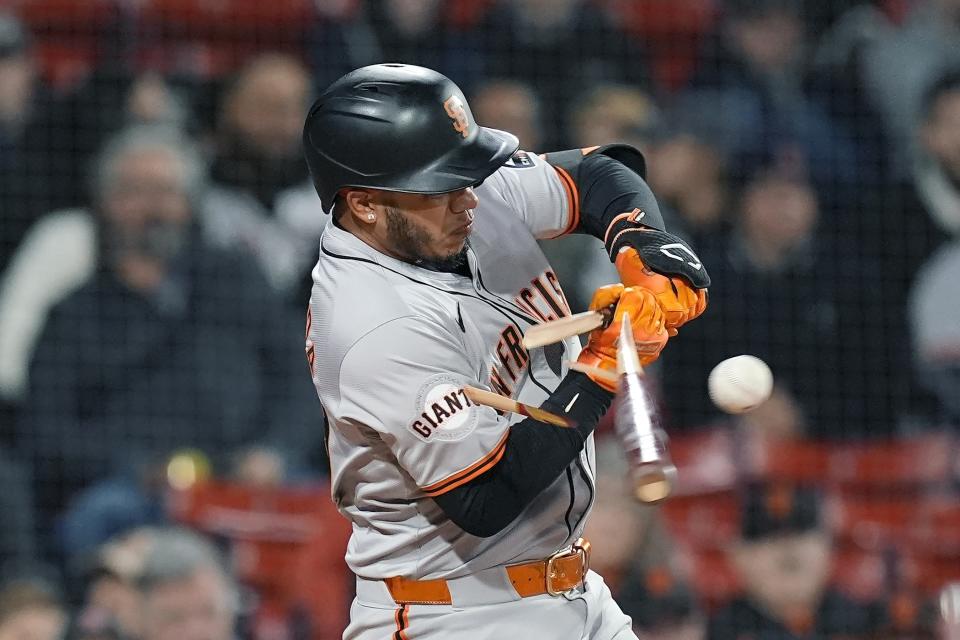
[615,246,707,336]
[577,284,668,392]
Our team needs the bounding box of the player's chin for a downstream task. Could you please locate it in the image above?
[442,233,470,254]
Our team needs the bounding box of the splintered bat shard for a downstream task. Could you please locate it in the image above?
[614,313,677,504]
[522,307,614,349]
[568,360,619,385]
[462,386,575,428]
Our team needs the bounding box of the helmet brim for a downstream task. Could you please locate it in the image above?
[325,127,519,212]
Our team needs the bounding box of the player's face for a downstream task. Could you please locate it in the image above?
[379,187,479,268]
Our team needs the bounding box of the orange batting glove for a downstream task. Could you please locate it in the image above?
[615,246,707,336]
[577,284,668,392]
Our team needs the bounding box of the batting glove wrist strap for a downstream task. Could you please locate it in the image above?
[604,223,711,289]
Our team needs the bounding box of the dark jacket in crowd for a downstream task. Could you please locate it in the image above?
[19,236,324,522]
[309,0,487,94]
[659,231,897,438]
[479,0,650,148]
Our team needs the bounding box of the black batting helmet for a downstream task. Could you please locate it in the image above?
[303,64,520,212]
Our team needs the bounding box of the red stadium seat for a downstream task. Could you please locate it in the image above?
[659,489,740,549]
[675,545,740,611]
[745,437,833,484]
[831,546,888,601]
[746,432,954,488]
[11,0,116,88]
[169,481,351,639]
[33,41,98,90]
[669,429,738,495]
[828,492,927,550]
[900,552,960,595]
[12,0,116,32]
[610,0,719,91]
[828,432,954,488]
[139,0,315,36]
[446,0,496,28]
[910,501,960,556]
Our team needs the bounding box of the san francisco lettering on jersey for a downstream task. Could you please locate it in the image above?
[489,270,570,398]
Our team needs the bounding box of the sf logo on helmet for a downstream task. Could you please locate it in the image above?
[444,95,471,138]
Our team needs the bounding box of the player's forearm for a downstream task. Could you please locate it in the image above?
[433,372,612,537]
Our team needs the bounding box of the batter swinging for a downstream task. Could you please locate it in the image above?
[302,64,710,640]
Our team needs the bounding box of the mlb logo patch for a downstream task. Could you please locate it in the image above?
[506,150,534,168]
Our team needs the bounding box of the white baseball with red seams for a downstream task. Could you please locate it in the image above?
[707,355,774,414]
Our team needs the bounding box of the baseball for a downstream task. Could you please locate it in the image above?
[707,355,774,414]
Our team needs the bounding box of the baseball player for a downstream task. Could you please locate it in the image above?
[302,64,710,639]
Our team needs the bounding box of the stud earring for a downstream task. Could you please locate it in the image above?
[367,213,376,222]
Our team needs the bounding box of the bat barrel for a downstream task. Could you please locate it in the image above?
[630,461,677,504]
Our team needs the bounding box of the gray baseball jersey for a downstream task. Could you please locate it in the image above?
[307,150,596,580]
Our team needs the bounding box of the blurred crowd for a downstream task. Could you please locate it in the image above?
[1,0,960,638]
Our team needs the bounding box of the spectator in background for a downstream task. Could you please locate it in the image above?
[480,0,651,148]
[860,0,960,179]
[0,13,51,275]
[910,241,960,426]
[73,528,157,640]
[584,438,704,638]
[0,450,37,569]
[679,0,860,208]
[707,483,884,639]
[136,529,237,640]
[659,161,894,438]
[0,66,189,411]
[24,64,188,216]
[470,79,543,151]
[863,70,959,308]
[569,85,662,155]
[309,0,487,94]
[866,71,960,425]
[806,4,894,191]
[0,578,66,640]
[18,125,323,558]
[624,570,705,640]
[201,53,324,307]
[911,71,960,241]
[570,84,728,243]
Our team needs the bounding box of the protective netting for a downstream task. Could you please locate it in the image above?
[0,1,958,638]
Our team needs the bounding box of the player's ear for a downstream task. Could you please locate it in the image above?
[344,189,378,225]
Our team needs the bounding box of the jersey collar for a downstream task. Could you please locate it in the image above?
[322,219,470,284]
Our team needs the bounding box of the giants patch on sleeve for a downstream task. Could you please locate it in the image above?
[408,374,479,442]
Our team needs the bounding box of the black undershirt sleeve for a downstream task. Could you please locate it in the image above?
[574,152,666,243]
[552,150,711,288]
[433,371,613,537]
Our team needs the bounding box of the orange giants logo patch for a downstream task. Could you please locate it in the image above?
[444,95,471,138]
